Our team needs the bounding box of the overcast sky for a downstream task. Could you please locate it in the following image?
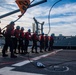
[0,0,76,36]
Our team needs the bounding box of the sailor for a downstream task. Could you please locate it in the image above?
[44,34,48,51]
[18,27,25,54]
[2,21,17,58]
[14,26,20,53]
[24,29,31,54]
[39,33,45,52]
[48,35,54,51]
[31,31,39,53]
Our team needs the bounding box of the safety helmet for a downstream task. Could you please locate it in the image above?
[21,27,24,31]
[9,21,15,25]
[28,29,31,32]
[42,33,44,35]
[35,31,38,34]
[16,26,20,30]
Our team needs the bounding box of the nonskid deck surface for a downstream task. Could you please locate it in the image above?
[0,49,76,75]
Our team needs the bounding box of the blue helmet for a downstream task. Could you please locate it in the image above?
[21,27,24,31]
[28,29,31,32]
[9,21,15,25]
[16,26,20,30]
[42,33,44,35]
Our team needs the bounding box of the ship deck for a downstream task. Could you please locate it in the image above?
[0,48,76,75]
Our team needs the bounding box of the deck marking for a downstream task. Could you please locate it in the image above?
[12,49,63,66]
[0,67,44,75]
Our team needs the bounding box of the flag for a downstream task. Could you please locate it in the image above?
[15,0,30,17]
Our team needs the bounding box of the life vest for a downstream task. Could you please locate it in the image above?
[50,36,54,43]
[25,32,31,40]
[14,29,20,38]
[40,35,44,41]
[5,25,14,38]
[44,36,48,42]
[32,33,38,40]
[20,30,24,38]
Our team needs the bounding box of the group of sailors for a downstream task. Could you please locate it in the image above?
[0,21,54,58]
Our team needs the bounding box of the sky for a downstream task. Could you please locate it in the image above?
[0,0,76,36]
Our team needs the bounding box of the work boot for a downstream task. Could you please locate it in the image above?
[44,50,46,52]
[31,50,34,53]
[40,50,43,53]
[10,55,17,58]
[35,51,39,54]
[2,54,8,57]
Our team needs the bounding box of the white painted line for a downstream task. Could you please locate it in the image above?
[12,49,63,67]
[65,66,70,72]
[12,60,33,67]
[0,67,44,75]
